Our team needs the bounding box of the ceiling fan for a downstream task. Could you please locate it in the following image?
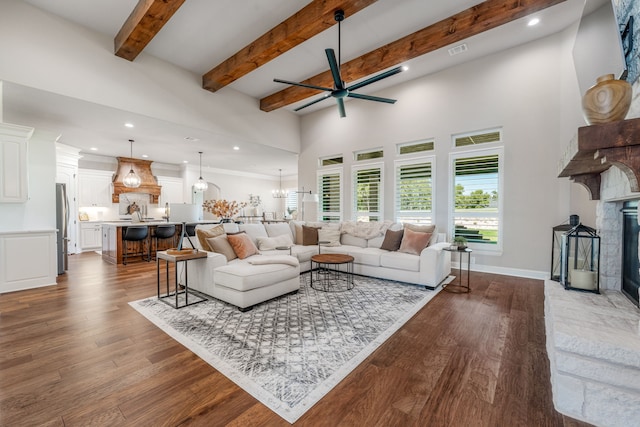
[274,9,407,118]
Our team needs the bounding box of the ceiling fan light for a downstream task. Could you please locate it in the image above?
[123,169,141,188]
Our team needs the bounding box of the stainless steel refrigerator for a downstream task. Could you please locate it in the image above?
[56,183,69,275]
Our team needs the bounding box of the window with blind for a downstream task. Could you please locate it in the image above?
[285,189,298,217]
[451,148,502,250]
[395,158,433,224]
[353,164,383,222]
[317,169,342,222]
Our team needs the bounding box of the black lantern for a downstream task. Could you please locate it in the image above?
[551,217,600,293]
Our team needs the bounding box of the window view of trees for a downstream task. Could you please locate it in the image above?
[354,167,381,222]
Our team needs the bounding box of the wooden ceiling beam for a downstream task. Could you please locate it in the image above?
[202,0,378,93]
[260,0,566,112]
[115,0,186,61]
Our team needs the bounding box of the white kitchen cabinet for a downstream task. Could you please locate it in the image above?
[80,222,102,251]
[78,169,113,207]
[157,177,184,206]
[0,123,34,203]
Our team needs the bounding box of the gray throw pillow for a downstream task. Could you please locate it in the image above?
[380,229,404,251]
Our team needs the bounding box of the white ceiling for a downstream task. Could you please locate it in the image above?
[4,0,598,176]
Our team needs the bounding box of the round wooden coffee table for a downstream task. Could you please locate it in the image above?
[310,253,354,292]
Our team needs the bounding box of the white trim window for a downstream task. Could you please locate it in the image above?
[317,168,342,222]
[352,163,383,222]
[450,147,503,252]
[395,157,434,224]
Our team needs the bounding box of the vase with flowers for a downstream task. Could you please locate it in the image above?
[203,199,247,222]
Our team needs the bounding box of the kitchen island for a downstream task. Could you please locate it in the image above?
[101,221,184,265]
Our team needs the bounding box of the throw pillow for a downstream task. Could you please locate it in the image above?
[205,235,237,262]
[404,223,438,245]
[256,234,293,251]
[196,224,225,251]
[302,225,320,246]
[380,229,404,251]
[293,223,304,245]
[398,228,433,255]
[318,227,341,247]
[227,233,260,259]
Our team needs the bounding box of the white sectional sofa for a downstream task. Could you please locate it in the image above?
[186,221,451,311]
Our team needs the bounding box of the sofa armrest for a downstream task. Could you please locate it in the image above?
[419,242,452,287]
[185,250,227,296]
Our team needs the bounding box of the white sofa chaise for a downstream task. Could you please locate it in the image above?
[186,221,451,311]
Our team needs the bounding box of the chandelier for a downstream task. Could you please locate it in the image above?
[272,169,288,198]
[123,139,141,188]
[193,151,208,192]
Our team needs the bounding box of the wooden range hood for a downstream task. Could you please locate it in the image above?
[112,157,161,203]
[558,118,640,200]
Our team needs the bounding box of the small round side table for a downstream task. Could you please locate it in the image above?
[442,247,472,293]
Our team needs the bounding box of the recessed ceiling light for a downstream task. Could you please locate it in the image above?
[142,154,148,158]
[90,147,98,151]
[233,146,240,151]
[183,160,189,163]
[528,18,540,26]
[401,65,409,72]
[184,136,199,142]
[124,122,134,128]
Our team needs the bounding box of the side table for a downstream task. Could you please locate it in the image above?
[442,247,472,293]
[157,249,208,308]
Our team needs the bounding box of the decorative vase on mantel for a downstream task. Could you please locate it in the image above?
[582,74,632,125]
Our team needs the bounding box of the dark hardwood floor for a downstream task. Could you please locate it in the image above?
[0,252,592,426]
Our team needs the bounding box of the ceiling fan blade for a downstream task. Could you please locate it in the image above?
[337,98,346,118]
[347,92,397,104]
[273,78,333,92]
[293,94,331,112]
[325,49,344,90]
[346,66,404,92]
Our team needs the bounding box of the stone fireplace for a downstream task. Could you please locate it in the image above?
[547,121,640,427]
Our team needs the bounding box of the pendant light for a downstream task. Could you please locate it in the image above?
[123,139,141,188]
[272,169,288,198]
[193,151,208,192]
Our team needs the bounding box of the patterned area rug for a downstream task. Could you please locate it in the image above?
[129,275,444,423]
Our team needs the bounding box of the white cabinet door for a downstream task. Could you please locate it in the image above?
[80,223,102,250]
[158,177,184,206]
[78,170,113,207]
[0,123,33,203]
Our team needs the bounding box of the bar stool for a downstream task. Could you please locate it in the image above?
[153,224,176,259]
[123,226,150,265]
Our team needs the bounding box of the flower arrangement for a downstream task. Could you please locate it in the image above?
[203,199,247,219]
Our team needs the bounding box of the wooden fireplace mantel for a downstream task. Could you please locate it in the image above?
[558,117,640,200]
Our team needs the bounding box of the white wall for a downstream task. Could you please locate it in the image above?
[299,29,595,276]
[0,0,300,155]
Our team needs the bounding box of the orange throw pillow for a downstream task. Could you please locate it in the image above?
[227,233,259,259]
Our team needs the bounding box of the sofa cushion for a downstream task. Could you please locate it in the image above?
[238,223,269,244]
[264,223,293,240]
[380,251,420,272]
[340,233,367,248]
[318,227,341,246]
[302,225,320,246]
[399,228,432,255]
[380,228,404,251]
[195,224,225,251]
[321,246,383,266]
[256,234,293,251]
[206,235,237,262]
[289,245,317,263]
[215,260,299,292]
[227,233,260,259]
